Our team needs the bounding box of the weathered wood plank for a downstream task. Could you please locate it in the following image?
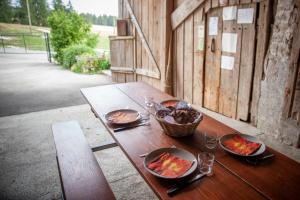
[237,4,257,121]
[211,0,219,8]
[205,0,212,13]
[140,0,149,83]
[184,14,194,103]
[193,7,205,106]
[124,0,161,79]
[219,21,241,118]
[171,0,206,30]
[125,39,134,82]
[251,0,271,125]
[176,23,184,99]
[204,9,222,112]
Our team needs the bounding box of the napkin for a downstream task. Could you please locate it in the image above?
[223,135,261,156]
[147,152,193,178]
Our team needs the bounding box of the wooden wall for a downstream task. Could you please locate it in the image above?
[172,0,271,123]
[112,0,273,125]
[111,0,172,91]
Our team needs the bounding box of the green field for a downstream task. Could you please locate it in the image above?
[0,23,111,52]
[0,23,49,51]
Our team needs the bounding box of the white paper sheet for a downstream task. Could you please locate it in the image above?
[221,55,235,70]
[209,17,218,36]
[237,8,254,24]
[223,6,237,21]
[197,25,205,51]
[222,33,237,53]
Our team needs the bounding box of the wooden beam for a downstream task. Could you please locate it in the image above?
[109,36,135,41]
[124,0,161,79]
[110,66,134,73]
[135,68,160,79]
[171,0,205,30]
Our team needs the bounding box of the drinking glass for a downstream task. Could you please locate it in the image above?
[198,152,215,176]
[203,132,219,150]
[143,96,154,120]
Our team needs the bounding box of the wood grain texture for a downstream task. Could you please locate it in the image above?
[204,9,222,112]
[81,82,300,199]
[218,20,241,118]
[171,0,205,30]
[184,14,194,103]
[81,83,266,200]
[52,121,115,200]
[251,0,271,125]
[176,23,185,99]
[193,7,205,106]
[237,4,257,121]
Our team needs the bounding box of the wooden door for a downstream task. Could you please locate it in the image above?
[204,4,257,121]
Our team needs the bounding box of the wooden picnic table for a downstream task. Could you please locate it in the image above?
[81,82,300,200]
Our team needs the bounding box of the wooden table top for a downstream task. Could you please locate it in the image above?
[81,82,300,200]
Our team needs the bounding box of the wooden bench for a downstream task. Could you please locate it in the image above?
[52,121,115,200]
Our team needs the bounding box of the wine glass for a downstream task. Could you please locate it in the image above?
[142,96,153,120]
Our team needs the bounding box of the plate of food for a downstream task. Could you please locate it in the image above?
[105,109,141,125]
[219,133,266,157]
[144,147,197,179]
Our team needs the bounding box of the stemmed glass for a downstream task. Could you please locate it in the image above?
[142,96,154,121]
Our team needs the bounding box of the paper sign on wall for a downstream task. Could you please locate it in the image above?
[237,8,254,24]
[209,17,218,36]
[222,33,237,53]
[221,55,235,70]
[197,25,205,51]
[223,6,237,21]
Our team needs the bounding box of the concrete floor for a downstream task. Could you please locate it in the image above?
[0,105,157,200]
[0,53,112,117]
[0,54,157,200]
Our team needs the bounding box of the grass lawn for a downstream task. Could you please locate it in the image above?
[0,23,49,51]
[97,35,109,50]
[0,23,111,52]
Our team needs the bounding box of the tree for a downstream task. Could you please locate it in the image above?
[0,0,13,23]
[66,0,73,12]
[48,10,91,64]
[52,0,64,11]
[30,0,49,26]
[13,0,28,24]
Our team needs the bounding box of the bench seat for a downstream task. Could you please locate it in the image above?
[52,121,115,200]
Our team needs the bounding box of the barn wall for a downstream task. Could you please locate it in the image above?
[257,0,300,149]
[113,0,172,91]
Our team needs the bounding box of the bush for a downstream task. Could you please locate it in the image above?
[83,33,99,48]
[95,59,110,70]
[62,44,95,69]
[48,10,91,64]
[70,54,110,74]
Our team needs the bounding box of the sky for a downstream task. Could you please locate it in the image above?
[62,0,118,16]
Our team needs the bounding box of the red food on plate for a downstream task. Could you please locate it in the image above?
[147,152,193,178]
[223,135,261,156]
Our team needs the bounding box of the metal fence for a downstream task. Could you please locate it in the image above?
[0,32,52,62]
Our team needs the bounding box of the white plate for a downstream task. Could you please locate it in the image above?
[105,109,141,125]
[144,147,197,179]
[219,133,266,157]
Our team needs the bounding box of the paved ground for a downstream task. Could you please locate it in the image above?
[0,53,112,116]
[0,53,157,200]
[0,105,157,200]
